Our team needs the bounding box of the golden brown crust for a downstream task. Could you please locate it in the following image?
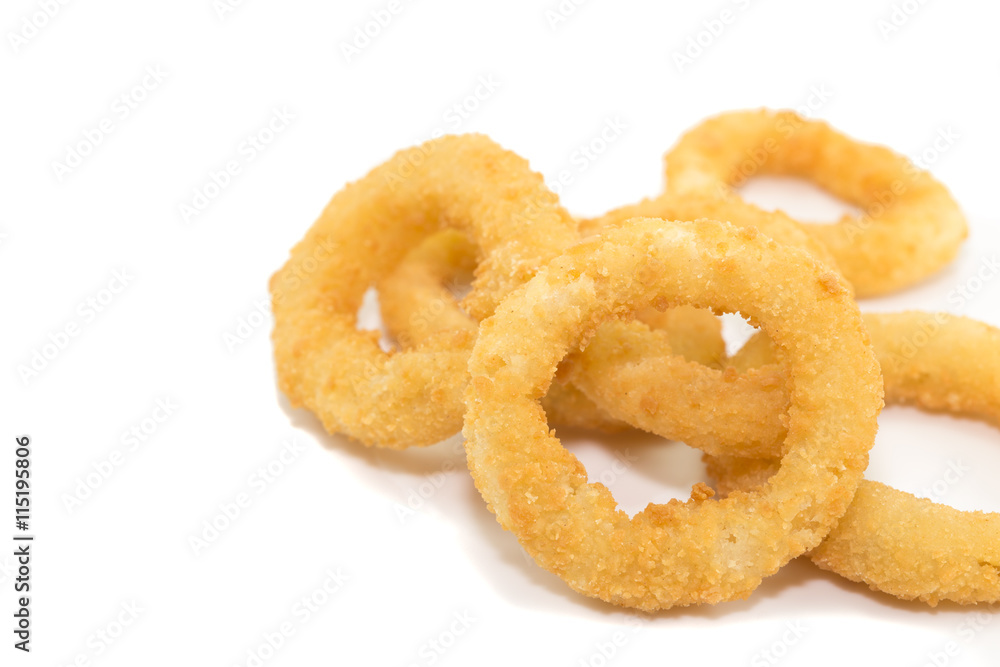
[565,320,790,458]
[270,135,578,448]
[580,191,842,280]
[661,109,968,296]
[377,230,727,432]
[709,312,1000,605]
[463,218,881,610]
[377,228,479,350]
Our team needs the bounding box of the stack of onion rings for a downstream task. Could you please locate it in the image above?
[464,218,881,610]
[377,228,729,432]
[377,191,846,437]
[272,110,995,610]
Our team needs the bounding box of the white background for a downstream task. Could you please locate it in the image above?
[3,0,1000,665]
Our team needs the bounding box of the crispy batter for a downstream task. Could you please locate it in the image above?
[708,313,1000,605]
[377,230,727,431]
[376,228,479,351]
[463,218,881,610]
[660,109,968,296]
[274,125,982,608]
[270,135,578,448]
[376,170,868,446]
[579,191,842,279]
[565,319,790,458]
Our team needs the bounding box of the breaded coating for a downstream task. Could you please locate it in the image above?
[579,192,842,280]
[463,218,882,610]
[708,313,1000,605]
[270,135,578,448]
[378,230,727,432]
[662,109,967,296]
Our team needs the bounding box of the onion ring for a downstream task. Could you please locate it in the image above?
[562,195,839,457]
[463,218,881,610]
[571,118,947,447]
[659,109,968,296]
[270,134,577,448]
[706,312,1000,605]
[377,228,727,431]
[379,228,727,367]
[378,194,837,438]
[564,318,790,457]
[376,229,479,352]
[579,191,841,276]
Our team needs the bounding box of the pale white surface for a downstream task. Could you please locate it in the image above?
[3,1,1000,665]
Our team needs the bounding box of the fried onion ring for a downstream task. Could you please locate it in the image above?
[706,312,1000,605]
[564,318,790,457]
[270,134,577,448]
[579,191,841,276]
[660,109,968,296]
[561,194,843,457]
[463,218,882,610]
[379,228,726,367]
[377,228,727,431]
[378,194,839,438]
[376,229,479,352]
